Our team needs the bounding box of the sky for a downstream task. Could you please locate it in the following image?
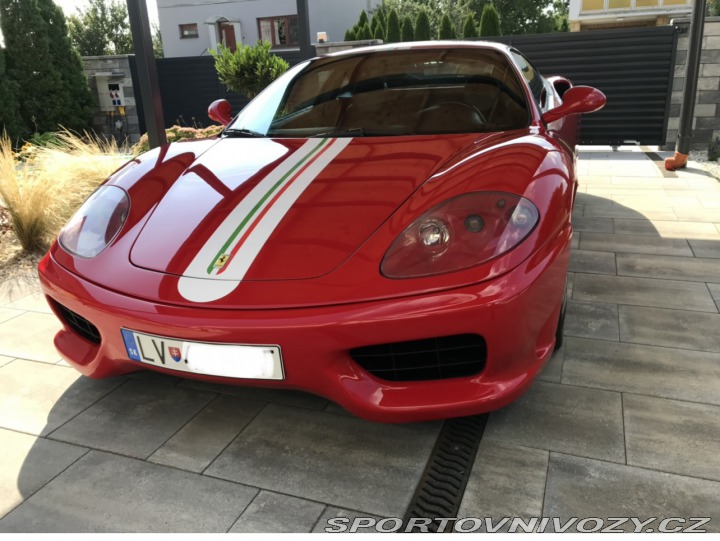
[55,0,159,23]
[0,0,159,45]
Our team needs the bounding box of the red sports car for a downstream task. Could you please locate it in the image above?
[39,42,605,422]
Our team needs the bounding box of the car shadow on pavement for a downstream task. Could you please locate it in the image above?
[3,188,720,533]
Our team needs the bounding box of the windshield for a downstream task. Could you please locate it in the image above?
[227,47,530,138]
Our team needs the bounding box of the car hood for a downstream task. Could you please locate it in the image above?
[130,134,486,286]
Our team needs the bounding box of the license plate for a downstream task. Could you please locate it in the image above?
[120,329,284,380]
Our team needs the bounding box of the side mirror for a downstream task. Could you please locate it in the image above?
[208,99,233,126]
[541,86,606,125]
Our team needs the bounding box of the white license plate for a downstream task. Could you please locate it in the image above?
[121,329,284,380]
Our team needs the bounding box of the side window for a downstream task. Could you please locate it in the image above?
[510,51,544,109]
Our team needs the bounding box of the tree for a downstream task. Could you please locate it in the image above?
[479,3,501,36]
[152,22,164,58]
[385,9,401,43]
[414,9,432,40]
[0,48,26,141]
[359,22,372,40]
[357,10,369,29]
[1,0,65,133]
[710,0,720,15]
[401,15,414,41]
[373,23,384,40]
[37,0,94,133]
[211,41,289,99]
[462,13,478,38]
[67,0,133,56]
[438,13,456,39]
[344,28,355,41]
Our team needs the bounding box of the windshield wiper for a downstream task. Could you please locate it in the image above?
[223,128,266,138]
[311,127,414,138]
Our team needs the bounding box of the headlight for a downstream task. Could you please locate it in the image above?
[59,186,130,258]
[381,192,539,278]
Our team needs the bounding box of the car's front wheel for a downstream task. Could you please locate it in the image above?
[554,282,567,351]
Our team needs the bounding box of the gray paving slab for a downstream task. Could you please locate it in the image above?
[574,192,613,207]
[178,379,329,411]
[230,491,325,533]
[458,441,547,527]
[544,453,720,532]
[571,216,614,233]
[0,360,125,436]
[205,403,437,516]
[616,253,720,282]
[619,305,720,352]
[538,348,563,383]
[0,312,62,363]
[128,370,182,386]
[2,292,52,313]
[484,381,625,463]
[149,394,266,472]
[0,275,40,306]
[0,429,87,520]
[689,239,720,258]
[0,308,22,325]
[580,232,693,257]
[563,337,720,405]
[0,450,258,532]
[709,283,720,311]
[564,300,619,341]
[624,394,720,482]
[572,273,717,312]
[312,507,383,533]
[672,207,720,223]
[582,204,677,221]
[568,249,617,275]
[613,219,720,240]
[50,379,216,458]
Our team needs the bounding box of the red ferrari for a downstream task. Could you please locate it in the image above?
[39,42,605,422]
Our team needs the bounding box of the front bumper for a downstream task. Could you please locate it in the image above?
[38,229,569,423]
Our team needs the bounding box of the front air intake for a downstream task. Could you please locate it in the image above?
[50,299,101,345]
[350,334,487,382]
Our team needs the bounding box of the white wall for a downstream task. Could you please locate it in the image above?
[158,0,382,57]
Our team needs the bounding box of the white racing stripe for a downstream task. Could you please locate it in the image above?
[178,137,352,303]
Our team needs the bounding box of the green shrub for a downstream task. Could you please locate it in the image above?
[210,41,289,99]
[462,14,478,38]
[438,13,456,39]
[415,10,432,41]
[385,9,401,43]
[401,16,414,41]
[132,125,224,156]
[480,3,502,37]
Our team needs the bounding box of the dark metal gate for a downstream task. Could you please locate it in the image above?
[150,28,677,145]
[154,50,305,130]
[489,26,678,146]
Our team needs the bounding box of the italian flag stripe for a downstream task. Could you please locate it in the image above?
[205,138,329,275]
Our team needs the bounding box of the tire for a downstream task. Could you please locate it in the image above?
[554,285,567,351]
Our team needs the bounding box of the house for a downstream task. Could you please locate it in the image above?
[157,0,382,58]
[569,0,693,31]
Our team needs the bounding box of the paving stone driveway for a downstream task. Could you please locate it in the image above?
[0,148,719,532]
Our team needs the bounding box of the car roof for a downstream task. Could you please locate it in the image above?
[320,40,513,59]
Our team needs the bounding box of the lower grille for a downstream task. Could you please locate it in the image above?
[350,334,487,382]
[51,299,101,344]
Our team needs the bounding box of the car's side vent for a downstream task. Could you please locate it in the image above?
[350,334,487,382]
[51,299,102,345]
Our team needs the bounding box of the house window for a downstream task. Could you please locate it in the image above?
[257,16,299,47]
[179,23,199,39]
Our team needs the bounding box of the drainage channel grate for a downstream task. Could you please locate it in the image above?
[402,414,488,533]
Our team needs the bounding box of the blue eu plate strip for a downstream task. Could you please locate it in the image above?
[121,329,142,361]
